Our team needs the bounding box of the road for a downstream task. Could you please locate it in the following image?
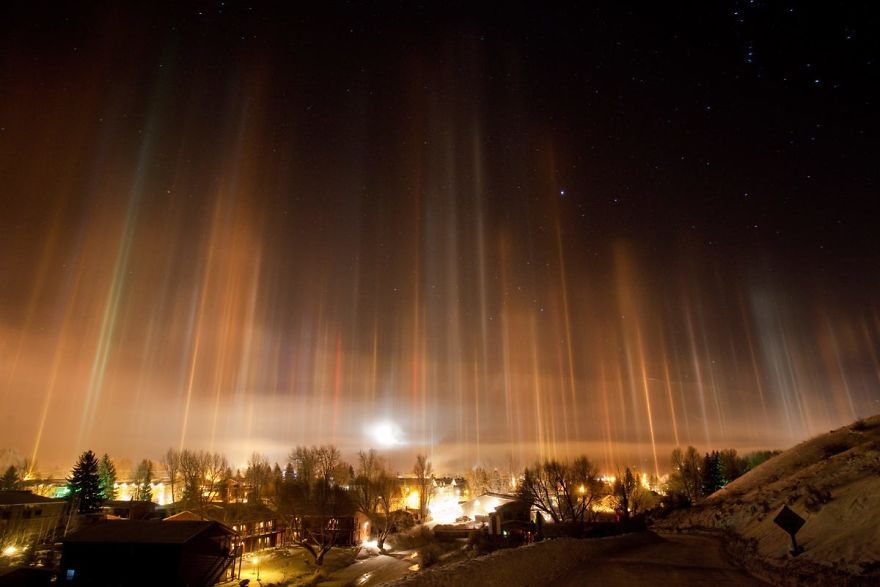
[557,532,771,586]
[329,553,414,586]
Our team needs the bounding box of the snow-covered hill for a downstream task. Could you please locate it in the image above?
[656,414,880,584]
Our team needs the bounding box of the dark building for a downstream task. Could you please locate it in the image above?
[0,567,56,587]
[0,491,68,549]
[459,492,535,537]
[215,504,281,553]
[61,520,237,586]
[289,515,357,547]
[165,503,282,554]
[101,500,157,520]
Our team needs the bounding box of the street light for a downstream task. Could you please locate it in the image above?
[252,556,260,581]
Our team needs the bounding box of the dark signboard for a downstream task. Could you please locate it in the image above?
[773,505,805,536]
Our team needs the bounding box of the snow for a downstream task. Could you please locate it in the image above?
[655,414,880,582]
[380,533,659,587]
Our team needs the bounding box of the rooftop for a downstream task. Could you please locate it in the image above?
[0,490,64,506]
[64,520,234,544]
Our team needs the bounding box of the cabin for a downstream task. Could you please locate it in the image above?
[61,519,237,586]
[165,503,282,554]
[289,515,357,547]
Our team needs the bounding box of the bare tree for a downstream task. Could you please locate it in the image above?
[315,445,342,484]
[280,445,354,567]
[203,452,228,505]
[669,446,702,504]
[352,449,396,550]
[519,456,602,524]
[245,452,272,503]
[289,446,317,481]
[178,450,202,506]
[465,466,491,497]
[505,452,521,491]
[413,454,433,522]
[178,450,228,507]
[161,448,181,504]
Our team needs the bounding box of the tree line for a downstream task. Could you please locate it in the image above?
[56,442,782,562]
[62,445,436,567]
[665,446,781,506]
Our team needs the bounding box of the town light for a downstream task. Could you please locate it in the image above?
[2,545,17,557]
[404,490,420,510]
[428,493,463,524]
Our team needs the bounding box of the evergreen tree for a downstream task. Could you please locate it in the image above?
[98,453,118,500]
[134,459,153,502]
[68,450,104,513]
[284,462,295,481]
[718,449,747,484]
[1,465,21,490]
[700,451,724,496]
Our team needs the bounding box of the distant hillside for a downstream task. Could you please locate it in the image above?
[655,414,880,585]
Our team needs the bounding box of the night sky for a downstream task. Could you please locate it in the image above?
[1,2,878,475]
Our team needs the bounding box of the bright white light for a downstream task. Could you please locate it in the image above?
[428,493,463,524]
[2,546,17,557]
[367,421,402,446]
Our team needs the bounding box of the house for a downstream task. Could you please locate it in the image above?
[61,519,237,586]
[0,491,68,548]
[289,515,357,547]
[393,475,466,523]
[459,492,534,536]
[459,491,519,522]
[101,500,157,520]
[165,503,282,554]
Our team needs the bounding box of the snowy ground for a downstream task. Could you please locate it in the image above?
[654,414,880,585]
[217,543,418,586]
[380,533,661,587]
[558,532,769,586]
[218,545,364,586]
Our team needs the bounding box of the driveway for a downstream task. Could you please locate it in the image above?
[557,532,770,586]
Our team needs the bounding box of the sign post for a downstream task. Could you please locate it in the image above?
[773,505,806,556]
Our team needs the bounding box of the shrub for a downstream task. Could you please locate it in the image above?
[822,441,851,458]
[466,529,493,557]
[390,525,434,550]
[418,543,442,568]
[389,510,416,533]
[804,484,832,512]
